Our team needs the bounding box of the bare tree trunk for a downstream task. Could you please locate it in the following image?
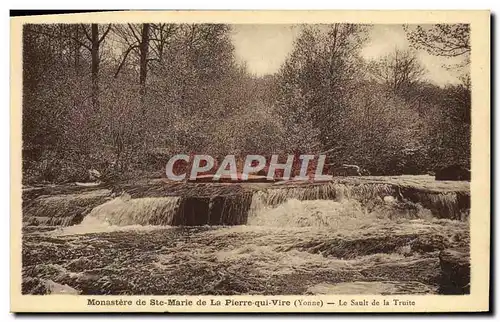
[74,25,81,75]
[91,24,99,111]
[139,23,150,114]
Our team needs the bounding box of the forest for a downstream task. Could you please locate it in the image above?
[22,23,471,183]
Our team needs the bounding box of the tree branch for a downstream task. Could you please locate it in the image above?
[25,28,92,51]
[127,23,142,43]
[81,24,92,42]
[98,24,112,44]
[114,44,139,78]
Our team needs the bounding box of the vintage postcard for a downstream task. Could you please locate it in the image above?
[10,10,490,313]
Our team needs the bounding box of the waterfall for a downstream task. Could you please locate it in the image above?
[248,198,375,228]
[82,193,181,226]
[208,192,253,225]
[77,191,253,227]
[248,183,396,215]
[23,178,470,229]
[255,183,397,206]
[170,192,253,226]
[399,188,469,220]
[248,182,469,222]
[22,189,111,227]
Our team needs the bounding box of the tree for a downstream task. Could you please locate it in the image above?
[138,24,150,101]
[404,24,470,62]
[403,24,471,169]
[368,48,425,96]
[80,24,112,110]
[21,22,471,182]
[345,82,426,174]
[23,24,90,149]
[274,24,367,153]
[148,24,178,65]
[114,23,152,112]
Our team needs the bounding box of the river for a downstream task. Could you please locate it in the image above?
[21,175,470,295]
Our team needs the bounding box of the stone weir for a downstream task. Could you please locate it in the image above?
[22,175,470,227]
[262,176,470,220]
[22,180,259,227]
[110,180,257,226]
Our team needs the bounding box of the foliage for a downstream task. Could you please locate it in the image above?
[404,24,470,58]
[22,23,471,183]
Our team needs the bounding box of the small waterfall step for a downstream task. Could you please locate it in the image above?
[22,175,470,227]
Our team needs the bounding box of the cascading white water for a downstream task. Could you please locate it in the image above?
[248,198,372,228]
[82,193,181,226]
[32,178,468,238]
[50,193,181,236]
[247,183,435,228]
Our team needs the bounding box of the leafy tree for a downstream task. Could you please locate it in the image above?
[21,22,471,182]
[274,24,367,154]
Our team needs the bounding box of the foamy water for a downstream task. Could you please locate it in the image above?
[250,199,373,228]
[49,216,168,236]
[24,177,470,295]
[49,187,437,239]
[86,193,181,225]
[49,193,180,236]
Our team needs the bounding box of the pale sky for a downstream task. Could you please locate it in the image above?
[230,24,300,77]
[231,24,466,86]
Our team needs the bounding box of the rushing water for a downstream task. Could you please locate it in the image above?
[22,176,470,295]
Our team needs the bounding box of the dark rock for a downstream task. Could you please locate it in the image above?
[22,277,50,295]
[435,165,471,181]
[439,248,470,294]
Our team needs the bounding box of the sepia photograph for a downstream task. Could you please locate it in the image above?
[10,10,490,313]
